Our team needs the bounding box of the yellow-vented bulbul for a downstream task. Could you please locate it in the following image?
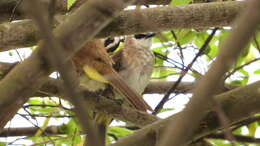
[72,34,154,145]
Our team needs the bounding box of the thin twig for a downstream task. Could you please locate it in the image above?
[23,1,100,145]
[225,57,260,80]
[19,114,74,118]
[17,114,55,145]
[23,104,72,111]
[171,30,185,66]
[206,133,260,144]
[153,28,218,114]
[159,0,260,145]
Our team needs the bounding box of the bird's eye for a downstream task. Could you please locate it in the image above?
[134,34,147,39]
[104,38,114,47]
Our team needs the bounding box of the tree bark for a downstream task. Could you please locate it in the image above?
[0,62,239,96]
[0,0,171,23]
[0,1,245,51]
[110,80,260,146]
[0,0,132,130]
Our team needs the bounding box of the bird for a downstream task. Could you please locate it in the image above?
[72,33,154,145]
[103,37,123,53]
[113,33,155,95]
[73,39,152,111]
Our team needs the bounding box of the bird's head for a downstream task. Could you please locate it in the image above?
[103,33,155,52]
[104,37,123,53]
[131,33,155,49]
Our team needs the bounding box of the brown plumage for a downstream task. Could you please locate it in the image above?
[73,39,152,111]
[114,37,154,95]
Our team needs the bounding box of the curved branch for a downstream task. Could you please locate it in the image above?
[110,80,260,146]
[0,0,171,23]
[0,0,132,130]
[0,62,239,95]
[0,1,245,51]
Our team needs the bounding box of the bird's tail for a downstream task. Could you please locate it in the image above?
[107,69,152,112]
[94,113,112,146]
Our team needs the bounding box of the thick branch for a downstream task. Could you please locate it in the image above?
[0,65,159,128]
[1,62,259,139]
[1,79,259,139]
[0,0,68,23]
[0,0,131,130]
[40,79,238,96]
[0,62,239,96]
[0,1,245,51]
[159,0,260,145]
[110,80,260,146]
[0,126,61,137]
[207,133,260,144]
[0,0,171,23]
[80,90,159,127]
[37,75,160,127]
[23,1,101,145]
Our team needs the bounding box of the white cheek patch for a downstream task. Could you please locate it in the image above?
[136,39,152,49]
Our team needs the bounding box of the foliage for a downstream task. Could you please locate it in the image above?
[0,0,260,145]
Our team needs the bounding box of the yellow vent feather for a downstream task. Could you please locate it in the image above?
[83,65,108,83]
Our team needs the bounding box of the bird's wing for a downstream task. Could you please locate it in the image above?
[105,67,153,111]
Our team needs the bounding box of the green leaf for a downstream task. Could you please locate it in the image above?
[239,68,249,77]
[230,80,243,86]
[175,30,196,45]
[61,119,80,135]
[236,69,249,85]
[108,126,133,139]
[151,67,177,80]
[170,0,192,5]
[254,69,260,74]
[67,0,76,10]
[0,142,7,146]
[247,122,258,136]
[232,127,242,135]
[28,98,43,105]
[194,32,209,50]
[159,108,175,113]
[241,77,249,85]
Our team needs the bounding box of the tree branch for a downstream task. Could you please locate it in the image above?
[1,66,259,141]
[23,0,101,145]
[110,80,260,146]
[0,61,160,126]
[0,126,62,137]
[0,0,67,23]
[0,0,132,130]
[159,0,260,145]
[0,1,245,51]
[0,0,171,23]
[0,62,239,96]
[207,133,260,144]
[1,79,259,140]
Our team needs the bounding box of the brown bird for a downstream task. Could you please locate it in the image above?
[72,39,152,112]
[73,34,154,145]
[113,34,155,96]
